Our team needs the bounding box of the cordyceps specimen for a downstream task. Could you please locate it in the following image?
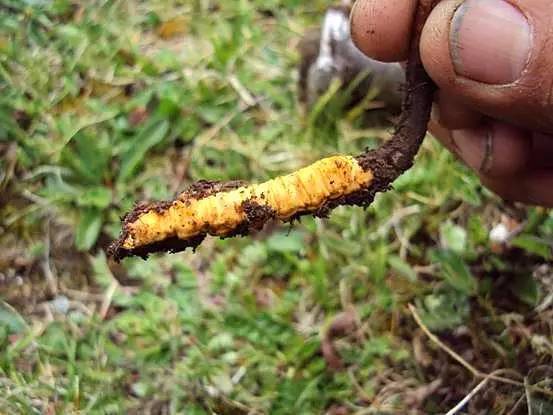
[109,1,437,261]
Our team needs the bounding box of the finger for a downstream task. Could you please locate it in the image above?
[430,120,553,206]
[433,90,482,130]
[428,119,459,163]
[429,120,532,177]
[482,171,553,207]
[350,0,418,62]
[430,122,553,207]
[451,122,531,177]
[529,133,553,168]
[420,0,553,133]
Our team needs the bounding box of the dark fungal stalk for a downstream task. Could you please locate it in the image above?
[108,1,437,261]
[356,0,437,185]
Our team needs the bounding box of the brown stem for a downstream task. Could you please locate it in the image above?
[356,0,437,191]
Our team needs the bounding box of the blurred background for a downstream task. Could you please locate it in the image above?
[1,1,552,413]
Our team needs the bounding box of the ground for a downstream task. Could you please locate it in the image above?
[1,1,552,414]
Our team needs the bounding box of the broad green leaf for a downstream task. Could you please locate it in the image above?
[61,132,111,185]
[38,322,69,355]
[368,243,390,283]
[440,221,467,254]
[77,186,112,209]
[388,255,417,282]
[0,303,26,334]
[431,249,477,295]
[509,274,540,306]
[266,232,303,253]
[511,235,552,259]
[416,290,470,331]
[57,25,82,46]
[467,214,489,246]
[75,208,103,251]
[118,119,169,183]
[50,0,75,16]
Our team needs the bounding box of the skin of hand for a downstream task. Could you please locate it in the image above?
[350,0,553,206]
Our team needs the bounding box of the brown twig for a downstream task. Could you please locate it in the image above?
[408,304,553,401]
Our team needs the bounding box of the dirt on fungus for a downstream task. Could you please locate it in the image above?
[178,179,247,200]
[108,180,246,260]
[241,200,277,231]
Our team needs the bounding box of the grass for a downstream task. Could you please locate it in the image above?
[1,1,552,413]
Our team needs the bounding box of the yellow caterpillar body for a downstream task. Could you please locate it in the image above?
[113,155,373,259]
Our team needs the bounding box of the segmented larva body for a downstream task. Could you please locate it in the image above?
[112,156,373,259]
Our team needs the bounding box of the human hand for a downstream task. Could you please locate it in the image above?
[350,0,553,206]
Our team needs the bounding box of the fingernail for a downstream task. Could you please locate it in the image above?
[350,0,360,18]
[450,0,531,84]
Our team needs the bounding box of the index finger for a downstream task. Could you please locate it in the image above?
[351,0,418,62]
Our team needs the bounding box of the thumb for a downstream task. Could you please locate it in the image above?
[420,0,553,133]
